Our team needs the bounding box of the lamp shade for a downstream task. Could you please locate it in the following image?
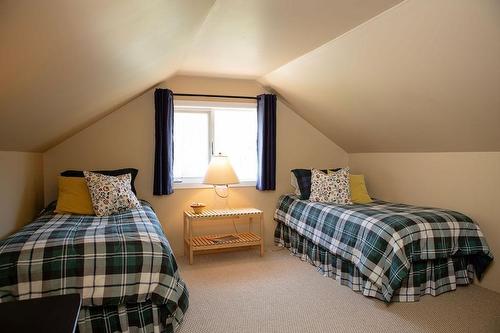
[203,154,239,185]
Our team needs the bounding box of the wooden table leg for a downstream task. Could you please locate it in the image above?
[260,213,264,256]
[189,217,194,264]
[183,215,188,258]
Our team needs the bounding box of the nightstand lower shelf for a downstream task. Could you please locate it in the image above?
[188,232,261,250]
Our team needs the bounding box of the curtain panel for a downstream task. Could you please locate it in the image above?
[256,94,277,191]
[153,88,174,195]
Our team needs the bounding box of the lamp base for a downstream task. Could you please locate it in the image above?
[214,185,229,198]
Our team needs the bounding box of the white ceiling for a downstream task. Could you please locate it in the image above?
[2,0,498,153]
[179,0,402,78]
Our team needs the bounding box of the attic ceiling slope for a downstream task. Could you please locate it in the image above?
[261,0,500,153]
[179,0,403,78]
[0,0,403,152]
[0,0,215,152]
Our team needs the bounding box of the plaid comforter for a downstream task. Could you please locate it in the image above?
[275,195,493,302]
[0,201,188,332]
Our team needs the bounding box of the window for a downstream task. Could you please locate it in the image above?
[173,101,257,186]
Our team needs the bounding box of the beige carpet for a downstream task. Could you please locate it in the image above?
[176,248,500,333]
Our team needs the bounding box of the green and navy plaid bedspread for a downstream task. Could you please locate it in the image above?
[274,195,493,301]
[0,201,188,332]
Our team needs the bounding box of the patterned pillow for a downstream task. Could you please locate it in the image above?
[309,168,352,204]
[291,168,341,200]
[83,171,141,216]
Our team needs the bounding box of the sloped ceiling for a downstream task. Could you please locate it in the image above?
[0,0,215,152]
[261,0,500,152]
[2,0,498,153]
[179,0,402,78]
[0,0,401,152]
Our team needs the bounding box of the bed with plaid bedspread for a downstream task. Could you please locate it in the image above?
[0,200,188,332]
[274,195,493,302]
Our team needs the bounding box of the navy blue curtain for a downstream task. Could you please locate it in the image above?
[256,94,277,191]
[153,89,174,195]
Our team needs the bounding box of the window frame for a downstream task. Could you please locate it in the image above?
[172,100,257,189]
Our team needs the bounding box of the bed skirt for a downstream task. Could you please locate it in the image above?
[77,294,188,333]
[274,222,475,302]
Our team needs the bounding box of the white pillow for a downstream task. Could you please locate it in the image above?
[83,171,141,216]
[291,172,301,196]
[309,168,352,204]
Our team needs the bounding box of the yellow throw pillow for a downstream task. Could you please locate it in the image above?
[349,174,373,204]
[55,176,95,215]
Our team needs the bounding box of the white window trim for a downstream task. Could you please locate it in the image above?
[173,100,258,188]
[174,99,256,111]
[173,180,257,190]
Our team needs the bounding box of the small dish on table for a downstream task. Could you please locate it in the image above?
[190,203,206,214]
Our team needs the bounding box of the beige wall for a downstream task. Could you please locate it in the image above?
[43,75,348,254]
[349,152,500,293]
[0,151,44,238]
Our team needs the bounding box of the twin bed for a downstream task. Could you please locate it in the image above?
[0,200,187,333]
[274,195,493,302]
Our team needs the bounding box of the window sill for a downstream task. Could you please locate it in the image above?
[173,181,256,190]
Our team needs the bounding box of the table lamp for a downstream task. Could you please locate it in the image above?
[203,153,239,198]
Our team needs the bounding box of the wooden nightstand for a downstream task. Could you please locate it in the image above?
[183,208,264,264]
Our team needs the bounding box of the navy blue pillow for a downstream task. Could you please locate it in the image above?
[60,168,139,195]
[292,168,341,200]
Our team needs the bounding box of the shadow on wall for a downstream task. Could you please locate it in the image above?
[0,152,44,239]
[12,175,44,235]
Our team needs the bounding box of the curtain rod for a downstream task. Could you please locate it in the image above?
[173,93,258,100]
